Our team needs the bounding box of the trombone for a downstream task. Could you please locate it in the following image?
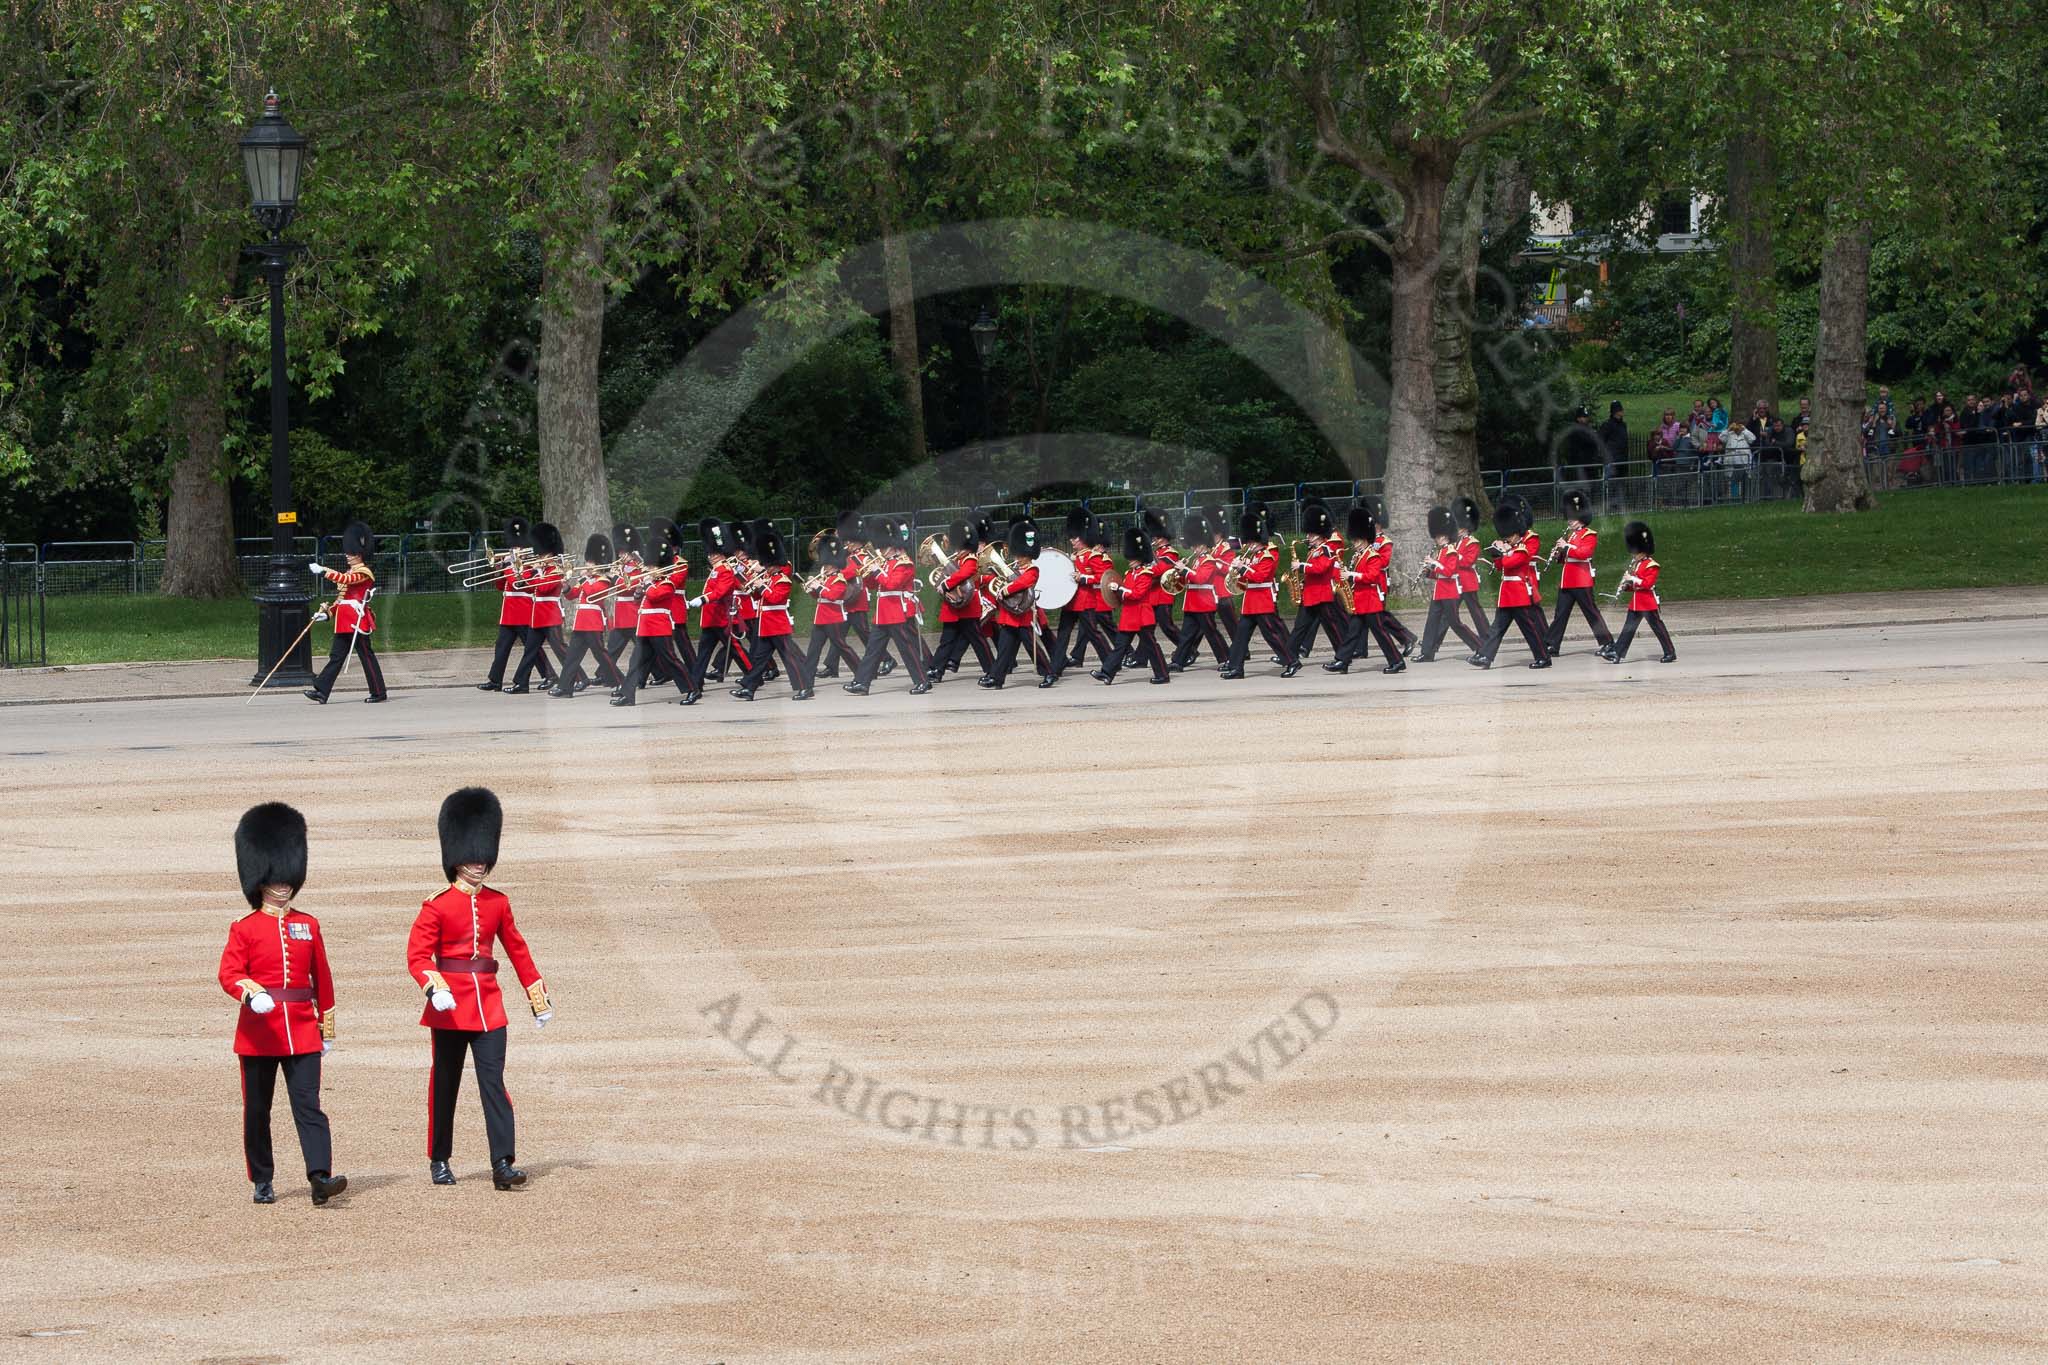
[458,551,565,588]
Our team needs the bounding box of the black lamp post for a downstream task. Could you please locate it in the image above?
[241,89,314,687]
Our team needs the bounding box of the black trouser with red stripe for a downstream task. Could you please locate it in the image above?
[555,628,625,691]
[1150,603,1184,647]
[1460,590,1489,638]
[986,622,1044,684]
[241,1053,331,1183]
[1611,610,1676,660]
[1169,611,1231,668]
[1288,601,1349,658]
[486,624,556,687]
[1334,611,1405,667]
[1099,625,1169,682]
[428,1026,514,1164]
[1474,604,1550,664]
[739,633,813,693]
[1056,606,1117,674]
[1416,599,1484,659]
[805,622,860,678]
[513,624,581,689]
[930,618,994,677]
[312,630,386,700]
[1543,586,1615,653]
[1225,611,1296,672]
[852,621,927,686]
[692,625,751,689]
[621,634,691,702]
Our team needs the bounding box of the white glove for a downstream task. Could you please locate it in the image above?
[247,990,276,1014]
[534,1010,553,1030]
[429,989,456,1012]
[308,562,328,576]
[687,596,704,608]
[322,1040,333,1055]
[312,610,330,623]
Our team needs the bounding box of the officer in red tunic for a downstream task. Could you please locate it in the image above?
[1601,521,1677,663]
[845,518,931,694]
[510,521,576,693]
[926,520,992,682]
[1092,525,1172,684]
[1469,500,1552,669]
[1454,497,1490,638]
[1221,504,1301,678]
[480,517,548,692]
[1286,502,1347,660]
[218,803,347,1206]
[551,533,628,696]
[1167,511,1231,671]
[981,518,1047,688]
[409,788,551,1189]
[613,521,696,706]
[1542,490,1615,656]
[732,526,815,700]
[304,521,387,703]
[1412,506,1485,662]
[802,533,860,680]
[1324,507,1406,674]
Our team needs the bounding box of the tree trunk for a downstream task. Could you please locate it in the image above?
[537,156,615,551]
[1428,154,1489,523]
[1380,147,1454,560]
[1726,128,1780,426]
[1803,217,1875,513]
[876,166,927,464]
[1296,259,1372,479]
[158,213,239,600]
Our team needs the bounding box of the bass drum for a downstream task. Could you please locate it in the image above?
[1032,548,1078,611]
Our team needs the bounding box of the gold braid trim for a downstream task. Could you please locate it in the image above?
[236,978,265,1001]
[526,979,552,1015]
[320,1008,336,1041]
[422,970,450,993]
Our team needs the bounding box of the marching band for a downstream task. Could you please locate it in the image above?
[301,498,1678,705]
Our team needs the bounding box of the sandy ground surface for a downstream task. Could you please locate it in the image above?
[1,607,2045,1361]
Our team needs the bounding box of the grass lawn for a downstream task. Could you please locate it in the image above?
[24,485,2045,667]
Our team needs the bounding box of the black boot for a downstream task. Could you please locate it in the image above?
[1383,660,1406,674]
[476,681,500,692]
[302,689,327,704]
[1321,661,1348,673]
[309,1171,347,1206]
[505,683,529,695]
[492,1157,528,1190]
[430,1160,456,1186]
[1280,661,1302,678]
[252,1181,275,1204]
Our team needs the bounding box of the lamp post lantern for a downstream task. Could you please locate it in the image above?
[241,89,314,687]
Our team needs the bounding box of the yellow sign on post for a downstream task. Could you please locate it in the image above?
[277,511,298,525]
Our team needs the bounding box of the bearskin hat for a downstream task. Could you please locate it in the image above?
[811,532,841,567]
[1346,505,1375,541]
[1140,507,1172,543]
[1492,502,1527,538]
[1122,525,1150,562]
[1063,509,1089,544]
[1086,517,1112,550]
[584,532,614,565]
[698,517,730,556]
[1427,506,1455,540]
[649,517,682,563]
[614,524,643,557]
[438,787,503,883]
[503,516,532,550]
[1182,509,1209,545]
[1240,501,1273,544]
[533,521,564,556]
[235,802,307,910]
[1624,520,1654,555]
[1201,506,1226,541]
[1562,489,1593,526]
[949,519,978,553]
[835,508,862,541]
[881,517,913,550]
[1455,497,1481,533]
[972,514,997,549]
[339,520,374,561]
[1302,501,1335,537]
[1008,517,1041,558]
[755,525,790,567]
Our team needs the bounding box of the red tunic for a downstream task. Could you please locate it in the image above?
[1300,543,1337,607]
[1239,547,1281,616]
[609,559,641,631]
[1520,533,1543,604]
[1495,538,1538,609]
[1145,548,1180,608]
[320,564,376,634]
[1428,545,1462,601]
[636,573,684,637]
[1181,550,1221,615]
[996,563,1039,628]
[939,553,980,624]
[872,557,919,626]
[1115,565,1158,632]
[1072,550,1106,612]
[841,551,871,615]
[1455,535,1482,595]
[1626,557,1663,612]
[218,907,335,1057]
[570,577,609,633]
[407,883,546,1033]
[526,566,565,629]
[1559,527,1598,591]
[495,561,533,628]
[1348,545,1390,614]
[812,570,848,626]
[733,563,759,624]
[757,567,797,638]
[698,563,738,630]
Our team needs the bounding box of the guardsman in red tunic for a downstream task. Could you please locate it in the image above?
[926,521,994,682]
[982,518,1048,688]
[837,511,875,648]
[605,523,644,664]
[1542,490,1616,656]
[613,520,697,706]
[1134,509,1185,660]
[1092,525,1172,684]
[304,520,388,704]
[1222,503,1302,678]
[1286,501,1347,661]
[1454,497,1490,638]
[732,526,815,700]
[1053,511,1116,678]
[1325,506,1407,674]
[801,533,859,681]
[1602,520,1677,663]
[218,803,347,1207]
[480,517,540,691]
[1469,499,1552,669]
[410,788,551,1190]
[728,526,765,678]
[510,521,576,693]
[551,533,628,696]
[1168,510,1231,671]
[845,518,931,693]
[687,518,752,694]
[1412,506,1486,662]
